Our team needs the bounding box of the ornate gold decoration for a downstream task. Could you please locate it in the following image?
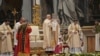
[32,4,41,27]
[12,8,18,24]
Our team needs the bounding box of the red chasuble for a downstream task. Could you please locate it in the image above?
[16,24,32,56]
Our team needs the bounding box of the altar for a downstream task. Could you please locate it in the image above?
[30,26,44,48]
[29,25,96,53]
[82,26,95,53]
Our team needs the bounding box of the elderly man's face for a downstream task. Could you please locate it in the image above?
[20,18,26,24]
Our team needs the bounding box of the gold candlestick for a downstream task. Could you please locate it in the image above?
[12,8,18,24]
[33,4,41,27]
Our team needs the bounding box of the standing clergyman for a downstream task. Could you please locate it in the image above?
[0,19,13,55]
[67,19,83,54]
[43,14,52,49]
[16,21,32,56]
[13,17,26,56]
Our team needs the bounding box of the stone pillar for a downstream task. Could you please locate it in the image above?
[40,0,47,22]
[53,0,57,15]
[84,0,89,23]
[0,0,2,5]
[22,0,32,22]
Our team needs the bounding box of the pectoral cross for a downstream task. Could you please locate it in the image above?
[12,8,18,24]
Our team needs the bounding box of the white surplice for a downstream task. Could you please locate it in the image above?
[0,22,13,53]
[13,22,21,45]
[67,23,82,54]
[43,19,52,48]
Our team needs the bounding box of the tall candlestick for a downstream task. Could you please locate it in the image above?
[12,8,18,24]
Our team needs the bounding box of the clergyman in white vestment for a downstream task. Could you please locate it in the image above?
[67,19,83,54]
[13,17,26,56]
[0,19,13,54]
[13,17,26,46]
[43,14,52,49]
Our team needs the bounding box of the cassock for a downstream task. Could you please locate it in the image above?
[94,24,100,51]
[16,24,32,56]
[0,22,13,53]
[43,19,52,48]
[67,23,82,54]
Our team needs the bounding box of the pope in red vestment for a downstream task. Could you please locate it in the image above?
[16,23,32,56]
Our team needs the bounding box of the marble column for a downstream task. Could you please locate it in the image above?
[84,0,89,23]
[53,0,57,15]
[0,0,2,5]
[40,0,48,22]
[22,0,32,22]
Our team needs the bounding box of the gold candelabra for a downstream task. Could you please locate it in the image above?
[32,4,41,27]
[12,8,18,24]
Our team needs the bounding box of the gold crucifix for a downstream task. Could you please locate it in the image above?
[12,8,18,24]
